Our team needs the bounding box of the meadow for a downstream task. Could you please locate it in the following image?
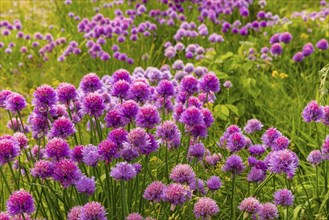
[0,0,329,219]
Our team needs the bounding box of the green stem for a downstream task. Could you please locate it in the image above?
[165,141,169,183]
[0,166,12,194]
[121,181,126,219]
[231,173,236,220]
[17,110,25,132]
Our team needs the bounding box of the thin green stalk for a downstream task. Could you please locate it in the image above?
[0,166,12,194]
[165,141,169,183]
[17,110,25,132]
[231,173,236,220]
[121,181,127,219]
[8,161,19,189]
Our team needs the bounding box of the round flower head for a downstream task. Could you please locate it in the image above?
[80,202,107,220]
[316,39,329,50]
[112,80,130,99]
[162,183,191,205]
[261,127,282,147]
[112,69,131,83]
[80,73,103,93]
[107,128,128,147]
[223,80,232,88]
[67,206,82,220]
[82,144,100,166]
[270,43,282,55]
[266,149,299,179]
[33,85,57,111]
[181,76,199,95]
[45,138,70,161]
[105,109,126,128]
[0,138,20,165]
[127,128,149,149]
[82,92,105,117]
[110,162,137,181]
[190,178,206,195]
[279,32,293,44]
[6,190,35,216]
[0,90,12,108]
[170,164,196,185]
[307,150,323,165]
[238,197,261,214]
[98,140,119,163]
[71,145,84,163]
[75,175,96,196]
[126,213,143,220]
[272,136,290,151]
[120,145,139,162]
[302,100,324,123]
[5,93,27,113]
[143,181,166,202]
[188,143,205,160]
[273,189,294,207]
[141,133,159,155]
[219,125,241,145]
[292,52,304,62]
[226,132,247,153]
[322,106,329,125]
[136,105,161,129]
[249,145,266,157]
[247,167,266,183]
[31,160,54,179]
[156,120,181,142]
[52,159,81,188]
[193,197,219,219]
[222,154,245,175]
[199,72,220,93]
[244,119,263,134]
[322,135,329,159]
[49,117,76,139]
[180,106,204,127]
[201,108,214,127]
[57,82,77,104]
[156,80,175,97]
[258,203,278,220]
[207,176,222,191]
[120,100,139,122]
[0,212,10,220]
[129,81,150,103]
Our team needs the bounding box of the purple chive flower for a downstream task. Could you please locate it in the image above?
[107,128,128,147]
[181,76,199,95]
[292,52,304,62]
[249,145,266,157]
[112,69,131,83]
[31,160,54,179]
[258,203,278,220]
[270,43,282,55]
[136,105,161,129]
[13,132,28,149]
[126,213,143,220]
[302,100,324,123]
[80,202,107,220]
[120,145,139,162]
[0,212,10,220]
[206,176,222,191]
[273,189,294,207]
[188,143,205,160]
[307,150,323,165]
[162,183,191,206]
[261,128,282,147]
[0,90,12,108]
[170,164,196,185]
[0,138,20,165]
[244,119,263,134]
[98,140,118,163]
[226,132,247,153]
[272,136,290,151]
[5,93,27,113]
[180,106,204,127]
[199,72,220,93]
[67,206,82,220]
[129,81,150,103]
[33,85,57,111]
[49,117,76,139]
[110,162,137,181]
[316,39,329,50]
[156,80,175,97]
[57,83,77,104]
[238,197,261,214]
[105,109,126,128]
[156,120,181,142]
[80,73,103,93]
[302,43,314,57]
[190,178,206,195]
[220,125,242,145]
[143,181,166,202]
[266,149,299,179]
[322,106,329,125]
[279,32,293,44]
[322,135,329,159]
[82,92,105,117]
[222,155,245,175]
[247,167,266,183]
[75,176,96,196]
[223,80,232,88]
[52,159,81,188]
[193,197,219,219]
[120,100,139,122]
[71,145,84,163]
[45,138,70,161]
[112,80,130,99]
[6,190,35,216]
[82,144,100,166]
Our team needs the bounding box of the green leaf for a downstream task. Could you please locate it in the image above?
[226,104,239,115]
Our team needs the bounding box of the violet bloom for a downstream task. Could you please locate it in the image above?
[71,145,84,163]
[199,72,220,93]
[322,106,329,125]
[126,213,143,220]
[49,117,76,139]
[45,138,70,161]
[248,167,266,183]
[112,69,131,83]
[190,178,206,195]
[238,197,261,214]
[316,39,329,50]
[104,109,126,128]
[6,190,35,216]
[0,212,10,220]
[156,120,181,142]
[31,160,54,179]
[307,150,323,165]
[258,203,278,220]
[156,80,175,97]
[67,206,82,220]
[5,93,27,113]
[57,83,77,104]
[120,100,139,122]
[302,100,324,123]
[193,197,219,219]
[180,106,204,127]
[79,73,103,93]
[272,136,290,151]
[82,92,105,117]
[207,176,222,191]
[273,189,294,207]
[181,76,199,95]
[270,43,282,55]
[33,85,57,111]
[0,138,20,165]
[82,144,100,166]
[110,162,137,181]
[223,80,232,88]
[279,32,293,44]
[0,90,12,108]
[98,140,119,163]
[249,144,266,157]
[261,127,282,147]
[13,132,28,149]
[302,43,314,57]
[75,175,96,196]
[143,181,166,202]
[162,183,191,206]
[80,202,107,220]
[112,80,130,99]
[292,52,304,62]
[129,81,150,103]
[107,128,128,147]
[136,105,161,129]
[244,119,263,134]
[322,135,329,159]
[188,143,205,160]
[226,132,247,153]
[170,164,196,185]
[266,149,299,179]
[52,159,81,188]
[222,155,245,175]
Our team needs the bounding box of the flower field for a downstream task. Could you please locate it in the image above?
[0,0,329,219]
